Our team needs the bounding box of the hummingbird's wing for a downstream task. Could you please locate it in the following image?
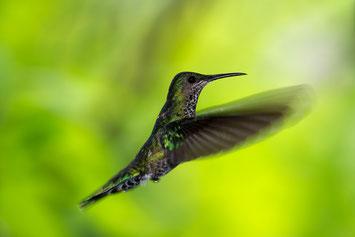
[164,85,312,166]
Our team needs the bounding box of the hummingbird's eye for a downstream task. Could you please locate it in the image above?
[188,76,196,84]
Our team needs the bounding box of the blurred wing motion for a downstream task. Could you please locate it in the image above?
[165,85,312,166]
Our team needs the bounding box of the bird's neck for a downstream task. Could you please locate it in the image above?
[164,96,197,119]
[152,93,199,133]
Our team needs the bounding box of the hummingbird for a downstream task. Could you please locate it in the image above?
[79,72,309,209]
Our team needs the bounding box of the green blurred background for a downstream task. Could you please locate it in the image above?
[0,0,354,236]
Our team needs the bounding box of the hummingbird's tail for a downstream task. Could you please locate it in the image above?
[79,190,111,209]
[79,168,145,210]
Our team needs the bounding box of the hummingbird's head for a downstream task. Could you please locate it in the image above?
[164,71,246,118]
[167,72,247,101]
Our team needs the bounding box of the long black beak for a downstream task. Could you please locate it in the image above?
[207,72,247,81]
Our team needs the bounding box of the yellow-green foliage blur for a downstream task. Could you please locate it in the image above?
[0,0,354,237]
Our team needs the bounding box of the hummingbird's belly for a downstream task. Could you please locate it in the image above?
[147,150,172,182]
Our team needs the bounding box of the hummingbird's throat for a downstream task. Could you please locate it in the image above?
[182,82,207,118]
[182,93,199,117]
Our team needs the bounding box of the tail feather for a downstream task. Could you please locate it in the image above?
[79,173,144,210]
[79,190,111,210]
